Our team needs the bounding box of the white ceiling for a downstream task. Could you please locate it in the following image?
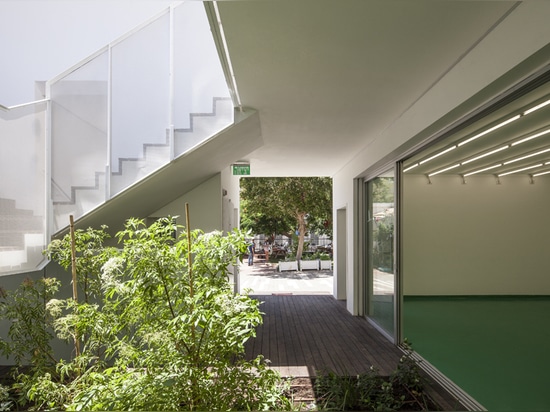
[215,0,519,177]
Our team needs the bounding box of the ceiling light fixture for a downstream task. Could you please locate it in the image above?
[523,98,550,115]
[503,147,550,165]
[419,146,457,165]
[461,145,509,165]
[533,170,550,177]
[498,164,543,177]
[458,115,521,147]
[463,164,503,177]
[511,128,550,146]
[428,163,461,177]
[403,163,419,172]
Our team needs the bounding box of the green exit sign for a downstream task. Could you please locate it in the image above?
[232,164,250,175]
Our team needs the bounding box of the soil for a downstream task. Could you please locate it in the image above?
[287,376,441,411]
[287,377,317,410]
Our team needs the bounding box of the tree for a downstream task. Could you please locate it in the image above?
[240,177,332,260]
[372,177,394,203]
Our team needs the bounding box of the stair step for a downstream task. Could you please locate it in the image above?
[50,97,233,230]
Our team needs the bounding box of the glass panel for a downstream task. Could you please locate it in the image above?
[110,12,170,196]
[173,3,233,156]
[366,170,395,336]
[50,51,109,232]
[0,102,47,274]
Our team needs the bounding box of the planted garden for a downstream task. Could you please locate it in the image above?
[0,216,292,410]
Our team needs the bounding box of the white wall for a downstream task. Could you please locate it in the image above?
[403,175,550,295]
[150,174,222,233]
[221,166,243,234]
[332,1,550,314]
[0,0,173,106]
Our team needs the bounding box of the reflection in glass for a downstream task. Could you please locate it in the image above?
[367,171,395,336]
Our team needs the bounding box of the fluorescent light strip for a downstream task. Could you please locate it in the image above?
[511,128,550,146]
[503,147,550,165]
[461,145,509,165]
[428,163,461,177]
[419,145,457,165]
[457,115,521,147]
[533,170,550,177]
[523,98,550,115]
[498,163,543,177]
[463,164,502,177]
[403,163,419,172]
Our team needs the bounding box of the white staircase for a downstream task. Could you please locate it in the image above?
[52,97,233,232]
[0,199,45,272]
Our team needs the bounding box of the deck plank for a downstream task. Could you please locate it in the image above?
[246,295,404,376]
[244,294,466,410]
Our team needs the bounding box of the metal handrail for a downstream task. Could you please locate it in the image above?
[205,2,242,112]
[0,98,49,111]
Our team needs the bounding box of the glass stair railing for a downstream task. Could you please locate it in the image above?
[0,101,48,274]
[0,2,234,275]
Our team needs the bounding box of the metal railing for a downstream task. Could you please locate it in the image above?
[0,2,234,275]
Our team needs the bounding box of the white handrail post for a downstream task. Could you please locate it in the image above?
[168,125,175,160]
[44,87,53,245]
[106,43,113,201]
[169,3,176,160]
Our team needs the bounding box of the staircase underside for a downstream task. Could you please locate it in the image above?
[55,108,261,238]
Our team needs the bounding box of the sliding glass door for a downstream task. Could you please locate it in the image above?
[366,169,396,338]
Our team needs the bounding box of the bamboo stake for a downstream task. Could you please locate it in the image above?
[185,203,193,298]
[69,215,81,357]
[185,203,198,410]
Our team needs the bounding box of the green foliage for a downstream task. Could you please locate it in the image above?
[240,177,332,260]
[0,277,59,373]
[0,217,294,411]
[314,347,433,411]
[240,211,295,242]
[44,225,115,303]
[373,218,394,272]
[306,251,332,261]
[0,384,13,411]
[372,177,394,203]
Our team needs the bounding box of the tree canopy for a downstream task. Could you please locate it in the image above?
[240,177,332,260]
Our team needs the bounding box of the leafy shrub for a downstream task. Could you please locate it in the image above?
[0,384,13,411]
[314,346,436,411]
[0,217,293,411]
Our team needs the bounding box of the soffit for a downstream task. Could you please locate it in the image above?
[215,0,517,176]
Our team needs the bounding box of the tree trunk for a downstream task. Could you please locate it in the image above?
[295,212,307,261]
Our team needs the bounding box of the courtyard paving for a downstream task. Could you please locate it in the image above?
[237,261,333,295]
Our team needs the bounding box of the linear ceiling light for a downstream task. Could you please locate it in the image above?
[458,115,521,147]
[503,147,550,165]
[463,163,503,177]
[428,163,461,177]
[419,145,457,165]
[498,163,543,177]
[523,98,550,115]
[511,128,550,146]
[533,170,550,177]
[461,145,509,165]
[403,163,419,172]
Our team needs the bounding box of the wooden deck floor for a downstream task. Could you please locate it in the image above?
[245,294,403,377]
[244,294,466,411]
